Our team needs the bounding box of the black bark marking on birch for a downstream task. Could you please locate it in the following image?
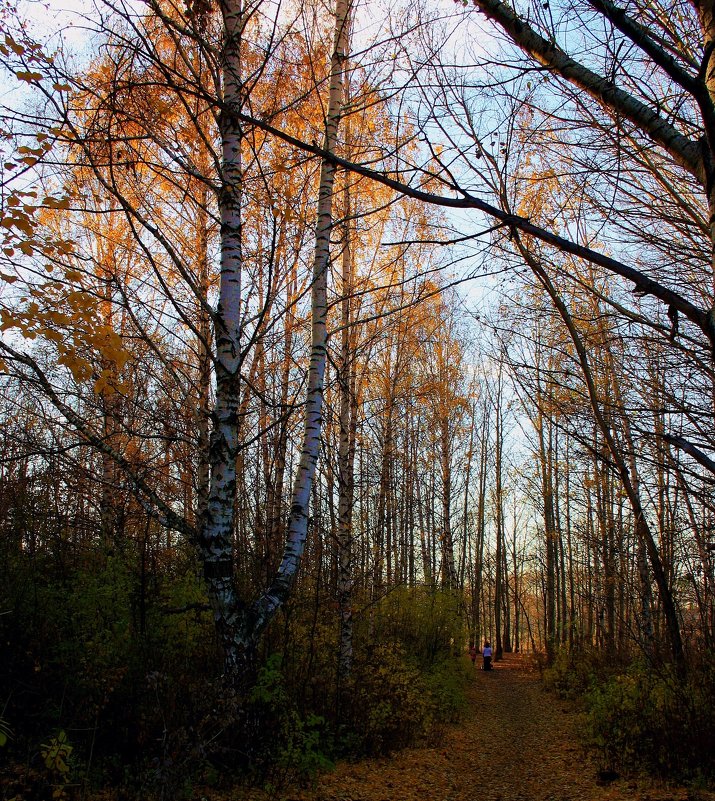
[204,559,234,579]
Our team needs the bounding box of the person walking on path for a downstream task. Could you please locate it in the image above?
[469,643,477,666]
[482,641,493,671]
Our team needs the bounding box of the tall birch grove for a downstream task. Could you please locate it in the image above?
[1,0,715,793]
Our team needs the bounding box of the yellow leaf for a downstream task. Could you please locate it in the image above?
[93,375,113,395]
[5,35,25,55]
[14,219,34,235]
[46,307,67,320]
[43,196,70,210]
[16,71,42,82]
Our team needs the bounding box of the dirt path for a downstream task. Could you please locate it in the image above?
[302,653,711,801]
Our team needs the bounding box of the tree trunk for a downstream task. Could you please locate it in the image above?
[337,173,357,689]
[494,376,505,660]
[200,0,351,680]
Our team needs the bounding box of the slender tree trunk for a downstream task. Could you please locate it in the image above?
[337,175,356,689]
[607,357,654,654]
[440,416,457,589]
[564,435,576,651]
[512,499,521,652]
[195,182,212,536]
[459,404,476,590]
[415,435,432,585]
[494,378,505,660]
[473,408,489,648]
[535,364,557,665]
[200,0,247,675]
[253,0,352,636]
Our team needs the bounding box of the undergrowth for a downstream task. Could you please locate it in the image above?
[1,573,470,800]
[544,648,715,785]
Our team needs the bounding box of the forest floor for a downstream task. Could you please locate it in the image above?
[221,653,714,801]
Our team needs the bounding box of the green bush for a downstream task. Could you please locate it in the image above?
[345,642,468,756]
[423,655,470,726]
[347,642,431,754]
[585,659,715,782]
[543,647,613,700]
[366,587,463,665]
[243,654,335,787]
[2,543,471,798]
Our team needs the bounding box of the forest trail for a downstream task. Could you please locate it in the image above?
[296,653,712,801]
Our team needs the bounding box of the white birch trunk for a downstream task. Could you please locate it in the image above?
[249,0,351,639]
[200,0,247,675]
[200,0,351,679]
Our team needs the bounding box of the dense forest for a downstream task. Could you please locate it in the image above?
[1,0,714,796]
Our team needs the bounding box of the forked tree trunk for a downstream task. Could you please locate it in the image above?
[200,0,351,680]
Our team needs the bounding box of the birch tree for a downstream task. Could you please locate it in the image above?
[0,0,358,680]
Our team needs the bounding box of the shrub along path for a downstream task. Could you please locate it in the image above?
[294,653,712,801]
